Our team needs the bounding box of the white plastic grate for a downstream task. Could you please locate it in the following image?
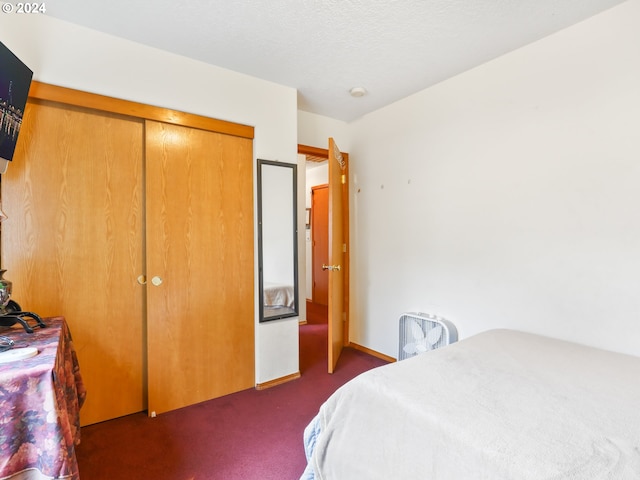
[398,312,458,361]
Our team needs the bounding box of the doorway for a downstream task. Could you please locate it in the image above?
[298,143,350,357]
[301,149,328,324]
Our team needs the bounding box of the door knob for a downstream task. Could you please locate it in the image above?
[322,264,341,272]
[151,276,163,286]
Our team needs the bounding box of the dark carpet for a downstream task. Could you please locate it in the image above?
[75,314,387,479]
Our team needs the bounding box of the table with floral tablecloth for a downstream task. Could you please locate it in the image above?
[0,316,86,480]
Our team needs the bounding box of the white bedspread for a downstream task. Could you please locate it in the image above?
[304,329,640,479]
[263,281,295,307]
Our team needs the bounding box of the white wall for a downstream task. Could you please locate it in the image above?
[297,110,351,152]
[0,14,300,384]
[345,0,640,358]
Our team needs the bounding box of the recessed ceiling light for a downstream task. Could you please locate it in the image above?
[349,87,367,97]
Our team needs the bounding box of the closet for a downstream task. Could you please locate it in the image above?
[1,83,255,425]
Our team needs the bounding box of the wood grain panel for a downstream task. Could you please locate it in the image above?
[145,120,254,415]
[28,81,254,140]
[311,185,329,305]
[328,138,345,373]
[2,99,146,425]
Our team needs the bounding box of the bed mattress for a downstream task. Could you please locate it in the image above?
[302,329,640,479]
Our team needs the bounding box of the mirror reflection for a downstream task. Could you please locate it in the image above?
[258,159,299,322]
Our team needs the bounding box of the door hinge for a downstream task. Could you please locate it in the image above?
[341,174,346,184]
[343,243,347,253]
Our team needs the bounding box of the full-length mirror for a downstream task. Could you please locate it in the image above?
[258,159,299,322]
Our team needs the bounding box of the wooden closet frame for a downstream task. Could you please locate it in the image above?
[27,81,254,140]
[12,81,257,423]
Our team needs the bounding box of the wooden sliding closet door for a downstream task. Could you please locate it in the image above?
[145,120,254,415]
[2,100,146,425]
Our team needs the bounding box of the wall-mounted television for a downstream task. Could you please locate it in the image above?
[0,41,33,174]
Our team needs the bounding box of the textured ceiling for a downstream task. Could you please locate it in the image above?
[46,0,626,122]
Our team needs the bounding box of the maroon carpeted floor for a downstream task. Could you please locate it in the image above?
[75,313,387,479]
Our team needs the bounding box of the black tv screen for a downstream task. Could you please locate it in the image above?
[0,41,33,172]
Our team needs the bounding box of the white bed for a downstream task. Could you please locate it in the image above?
[301,329,640,479]
[263,281,295,308]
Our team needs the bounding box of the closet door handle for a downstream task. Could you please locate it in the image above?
[137,275,147,285]
[151,276,163,286]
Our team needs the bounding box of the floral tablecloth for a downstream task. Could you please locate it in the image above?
[0,317,86,480]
